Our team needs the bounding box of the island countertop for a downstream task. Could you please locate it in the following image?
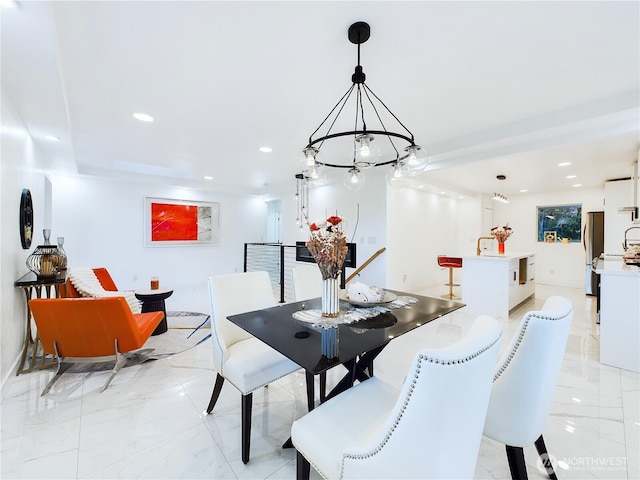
[462,252,536,261]
[595,255,640,373]
[460,252,536,319]
[596,257,640,277]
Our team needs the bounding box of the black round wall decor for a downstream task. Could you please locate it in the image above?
[19,189,33,249]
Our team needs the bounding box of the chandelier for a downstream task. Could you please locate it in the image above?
[301,22,428,191]
[493,175,510,203]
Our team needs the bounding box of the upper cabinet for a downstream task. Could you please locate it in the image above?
[605,179,638,255]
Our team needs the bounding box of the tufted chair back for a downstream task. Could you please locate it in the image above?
[291,265,322,301]
[206,270,301,464]
[483,296,573,480]
[483,296,573,446]
[208,271,277,375]
[292,315,502,479]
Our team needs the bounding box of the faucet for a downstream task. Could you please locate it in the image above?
[476,236,495,256]
[623,226,640,251]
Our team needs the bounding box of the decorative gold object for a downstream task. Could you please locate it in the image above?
[26,245,59,278]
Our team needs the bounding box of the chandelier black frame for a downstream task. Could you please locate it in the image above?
[301,22,427,187]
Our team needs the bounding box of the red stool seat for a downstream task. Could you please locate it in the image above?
[437,256,463,299]
[438,256,463,269]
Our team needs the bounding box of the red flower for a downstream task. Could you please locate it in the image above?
[310,223,320,231]
[327,216,342,226]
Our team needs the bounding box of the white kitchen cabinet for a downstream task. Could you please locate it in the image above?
[596,258,640,373]
[462,253,536,319]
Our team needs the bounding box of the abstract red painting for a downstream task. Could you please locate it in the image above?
[145,198,219,246]
[151,203,198,241]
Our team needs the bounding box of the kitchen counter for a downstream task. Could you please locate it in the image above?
[461,252,536,319]
[463,252,536,261]
[596,256,640,276]
[595,256,639,373]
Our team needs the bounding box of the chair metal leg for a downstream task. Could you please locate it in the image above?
[206,373,225,414]
[41,343,73,396]
[534,434,558,480]
[296,450,311,480]
[96,340,120,393]
[441,267,460,299]
[506,445,528,480]
[241,392,253,464]
[100,341,127,393]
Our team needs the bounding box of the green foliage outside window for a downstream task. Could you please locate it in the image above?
[537,205,582,242]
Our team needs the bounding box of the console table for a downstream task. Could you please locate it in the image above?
[14,271,67,375]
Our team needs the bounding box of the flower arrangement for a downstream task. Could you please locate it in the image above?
[306,215,348,280]
[491,224,513,243]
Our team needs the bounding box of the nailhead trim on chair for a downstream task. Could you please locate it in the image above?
[493,309,573,382]
[209,311,301,395]
[208,310,227,378]
[338,333,502,478]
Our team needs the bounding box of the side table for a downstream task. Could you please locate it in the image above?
[134,289,173,335]
[14,271,67,375]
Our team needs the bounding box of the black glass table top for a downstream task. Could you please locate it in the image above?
[15,271,67,287]
[228,291,465,374]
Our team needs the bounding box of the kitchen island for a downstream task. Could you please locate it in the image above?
[461,252,536,319]
[596,256,640,373]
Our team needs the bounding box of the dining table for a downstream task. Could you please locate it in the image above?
[227,290,465,414]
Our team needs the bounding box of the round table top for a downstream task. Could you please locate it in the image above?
[134,288,173,300]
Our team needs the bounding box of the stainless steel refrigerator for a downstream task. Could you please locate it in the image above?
[584,211,604,296]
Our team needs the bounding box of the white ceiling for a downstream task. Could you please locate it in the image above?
[2,1,639,199]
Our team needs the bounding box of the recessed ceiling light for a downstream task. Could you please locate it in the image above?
[520,189,528,193]
[203,176,213,180]
[440,191,446,194]
[572,184,582,187]
[566,175,577,179]
[558,162,571,167]
[133,112,154,122]
[44,135,60,141]
[259,147,272,153]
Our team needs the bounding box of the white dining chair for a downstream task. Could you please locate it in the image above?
[205,271,301,464]
[291,265,322,301]
[291,315,503,480]
[483,296,574,480]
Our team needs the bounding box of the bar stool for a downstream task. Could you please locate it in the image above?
[437,255,463,299]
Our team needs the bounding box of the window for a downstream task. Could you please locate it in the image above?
[537,204,582,242]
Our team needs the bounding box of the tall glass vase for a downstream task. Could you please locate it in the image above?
[321,277,340,318]
[55,237,68,270]
[498,241,505,254]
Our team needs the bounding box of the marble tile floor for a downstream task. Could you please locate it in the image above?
[1,284,638,479]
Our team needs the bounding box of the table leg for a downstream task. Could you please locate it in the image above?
[305,371,315,411]
[17,286,57,375]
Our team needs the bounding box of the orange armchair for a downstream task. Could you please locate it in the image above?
[29,296,164,395]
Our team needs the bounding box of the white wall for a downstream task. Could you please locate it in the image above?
[386,186,463,293]
[0,91,49,390]
[493,187,604,288]
[280,174,388,288]
[50,174,268,314]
